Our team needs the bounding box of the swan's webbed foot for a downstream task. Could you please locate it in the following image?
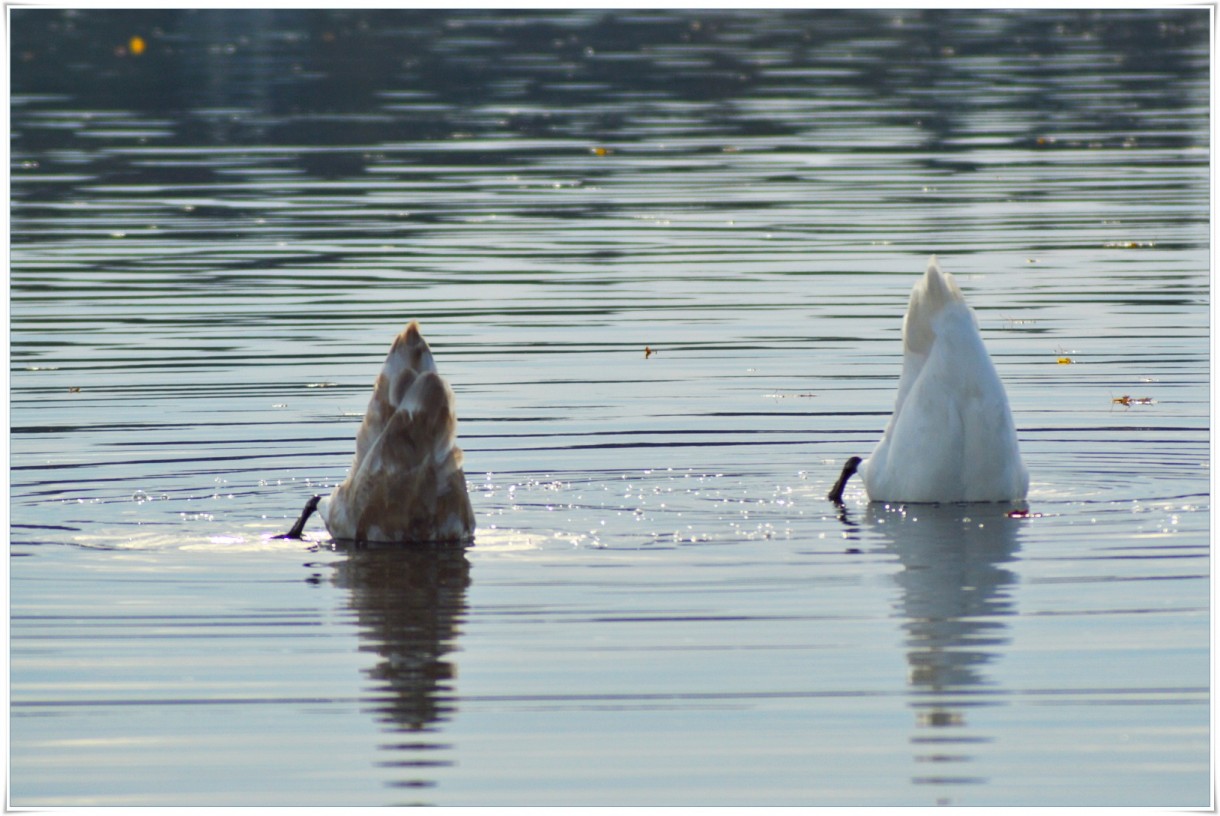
[276,495,322,540]
[827,456,862,504]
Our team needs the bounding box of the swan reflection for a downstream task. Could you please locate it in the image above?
[327,542,471,795]
[848,502,1025,798]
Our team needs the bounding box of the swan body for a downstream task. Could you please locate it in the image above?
[316,322,475,543]
[830,257,1028,504]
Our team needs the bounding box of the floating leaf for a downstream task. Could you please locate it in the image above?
[1104,240,1156,249]
[1113,395,1155,406]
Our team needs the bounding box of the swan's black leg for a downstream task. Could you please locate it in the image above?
[827,456,862,504]
[277,495,321,539]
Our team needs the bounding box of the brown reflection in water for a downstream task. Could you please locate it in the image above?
[328,542,470,796]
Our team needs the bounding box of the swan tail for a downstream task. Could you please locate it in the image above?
[903,256,967,357]
[326,322,475,543]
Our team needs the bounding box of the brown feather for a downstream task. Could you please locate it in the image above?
[323,322,475,543]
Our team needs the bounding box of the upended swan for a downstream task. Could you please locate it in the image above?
[828,257,1028,504]
[281,322,475,543]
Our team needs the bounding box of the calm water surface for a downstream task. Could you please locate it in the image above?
[9,8,1211,807]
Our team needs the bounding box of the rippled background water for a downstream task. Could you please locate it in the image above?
[9,8,1211,807]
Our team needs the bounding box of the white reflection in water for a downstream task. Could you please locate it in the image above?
[838,501,1024,793]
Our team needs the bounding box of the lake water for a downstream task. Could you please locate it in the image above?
[8,8,1212,808]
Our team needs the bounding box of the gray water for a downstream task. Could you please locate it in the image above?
[9,8,1211,807]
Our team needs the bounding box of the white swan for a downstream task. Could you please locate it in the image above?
[282,322,475,543]
[828,257,1028,504]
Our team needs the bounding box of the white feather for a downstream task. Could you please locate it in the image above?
[859,257,1028,503]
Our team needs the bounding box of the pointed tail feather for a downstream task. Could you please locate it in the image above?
[903,256,967,356]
